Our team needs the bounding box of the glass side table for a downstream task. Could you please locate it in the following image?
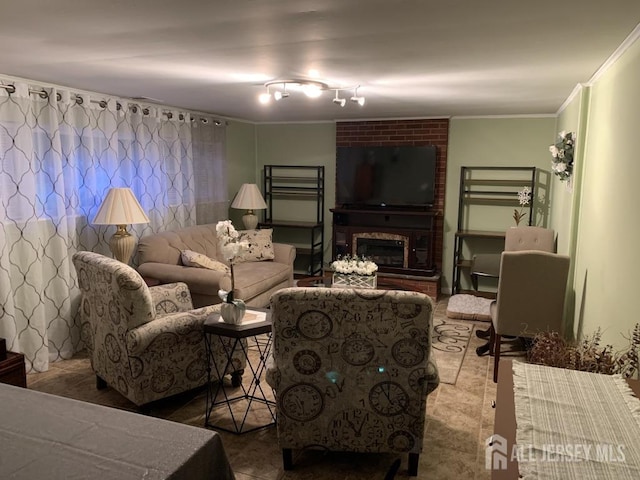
[203,309,276,434]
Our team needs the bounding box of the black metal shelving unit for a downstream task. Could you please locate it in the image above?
[452,166,536,295]
[260,165,324,277]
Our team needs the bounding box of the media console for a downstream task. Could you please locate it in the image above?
[331,208,441,277]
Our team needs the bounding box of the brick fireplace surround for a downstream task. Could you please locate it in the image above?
[335,119,449,298]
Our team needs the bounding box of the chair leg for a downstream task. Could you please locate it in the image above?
[408,453,419,476]
[489,325,496,355]
[384,458,402,480]
[96,375,107,390]
[231,369,244,387]
[493,334,501,383]
[282,449,293,470]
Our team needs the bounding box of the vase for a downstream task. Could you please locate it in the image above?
[220,299,246,325]
[331,272,377,289]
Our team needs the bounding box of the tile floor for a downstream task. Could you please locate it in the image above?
[27,297,506,480]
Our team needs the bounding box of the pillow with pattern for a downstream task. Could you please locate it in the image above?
[235,229,275,263]
[181,250,230,273]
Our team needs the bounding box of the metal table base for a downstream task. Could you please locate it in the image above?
[204,313,276,434]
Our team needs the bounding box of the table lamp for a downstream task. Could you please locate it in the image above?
[230,183,267,230]
[92,187,150,264]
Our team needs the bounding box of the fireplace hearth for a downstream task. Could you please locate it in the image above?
[355,234,408,268]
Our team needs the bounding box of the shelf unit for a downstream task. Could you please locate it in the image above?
[452,166,536,295]
[260,165,324,277]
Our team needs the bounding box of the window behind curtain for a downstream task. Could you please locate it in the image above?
[192,117,228,224]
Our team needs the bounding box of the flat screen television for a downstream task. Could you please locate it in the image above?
[336,145,437,209]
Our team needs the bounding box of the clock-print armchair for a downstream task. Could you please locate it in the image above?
[72,251,246,408]
[266,287,439,476]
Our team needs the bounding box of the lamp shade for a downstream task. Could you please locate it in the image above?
[92,188,150,225]
[230,184,267,210]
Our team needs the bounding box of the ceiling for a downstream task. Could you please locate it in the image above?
[1,1,639,123]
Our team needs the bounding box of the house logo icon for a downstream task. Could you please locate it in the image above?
[486,434,508,470]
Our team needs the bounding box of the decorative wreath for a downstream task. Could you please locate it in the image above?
[549,131,575,182]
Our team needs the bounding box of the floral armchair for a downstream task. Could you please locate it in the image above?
[266,287,439,476]
[72,251,245,408]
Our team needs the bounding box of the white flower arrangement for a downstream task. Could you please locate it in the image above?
[216,220,249,302]
[513,186,531,226]
[331,254,378,276]
[549,131,575,182]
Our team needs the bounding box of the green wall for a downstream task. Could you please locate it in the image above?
[551,89,587,257]
[570,38,640,350]
[225,119,257,226]
[227,117,558,288]
[552,86,589,339]
[256,123,336,262]
[443,117,556,292]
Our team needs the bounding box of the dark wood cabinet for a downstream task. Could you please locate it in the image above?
[331,208,440,276]
[0,351,27,388]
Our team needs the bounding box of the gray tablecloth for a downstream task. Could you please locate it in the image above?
[0,383,235,480]
[513,362,640,479]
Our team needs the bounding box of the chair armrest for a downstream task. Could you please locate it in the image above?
[149,282,194,314]
[125,304,220,356]
[425,357,440,395]
[265,354,279,390]
[273,243,296,266]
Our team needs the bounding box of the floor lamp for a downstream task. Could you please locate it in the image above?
[92,187,150,264]
[231,183,267,230]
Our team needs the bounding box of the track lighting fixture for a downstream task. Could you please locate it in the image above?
[350,86,365,106]
[258,79,365,108]
[301,83,323,98]
[274,84,289,101]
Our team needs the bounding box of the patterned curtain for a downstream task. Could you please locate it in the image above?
[192,118,228,224]
[0,80,227,372]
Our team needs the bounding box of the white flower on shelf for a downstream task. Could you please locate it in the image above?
[513,186,532,226]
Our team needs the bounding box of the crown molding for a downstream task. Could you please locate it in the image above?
[556,84,586,116]
[452,113,556,119]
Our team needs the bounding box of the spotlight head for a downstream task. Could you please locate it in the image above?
[350,86,365,106]
[333,97,346,107]
[258,92,271,104]
[274,91,290,101]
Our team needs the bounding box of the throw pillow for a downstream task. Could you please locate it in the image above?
[181,250,231,273]
[235,229,275,263]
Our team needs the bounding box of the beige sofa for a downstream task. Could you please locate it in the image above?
[137,224,295,308]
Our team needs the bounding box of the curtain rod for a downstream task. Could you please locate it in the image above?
[0,83,224,125]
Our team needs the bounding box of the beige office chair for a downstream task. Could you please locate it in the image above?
[470,226,556,289]
[490,250,570,382]
[504,226,555,252]
[474,226,556,355]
